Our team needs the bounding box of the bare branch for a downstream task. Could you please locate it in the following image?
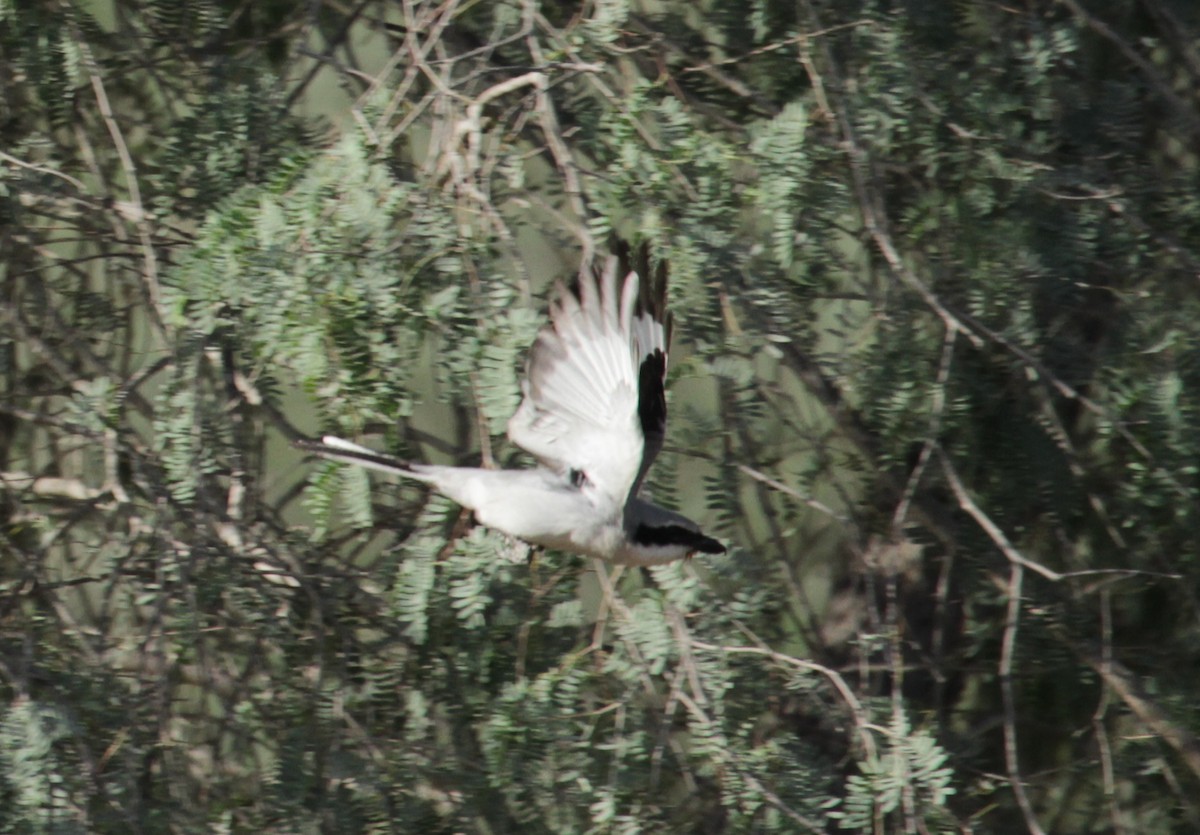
[999,563,1045,834]
[67,19,165,333]
[689,638,878,761]
[938,448,1064,582]
[1083,653,1200,783]
[0,471,108,503]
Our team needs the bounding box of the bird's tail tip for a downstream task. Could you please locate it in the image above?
[316,435,378,455]
[293,435,420,478]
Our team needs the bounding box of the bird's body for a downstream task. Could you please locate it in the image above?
[297,243,725,565]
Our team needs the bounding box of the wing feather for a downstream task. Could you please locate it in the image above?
[508,247,670,513]
[623,243,670,495]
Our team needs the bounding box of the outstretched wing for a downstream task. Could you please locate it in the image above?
[507,244,671,513]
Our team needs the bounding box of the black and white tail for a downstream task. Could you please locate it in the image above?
[294,436,432,481]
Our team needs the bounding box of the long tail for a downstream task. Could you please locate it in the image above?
[294,435,434,482]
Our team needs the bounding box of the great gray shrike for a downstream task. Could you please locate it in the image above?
[296,243,725,565]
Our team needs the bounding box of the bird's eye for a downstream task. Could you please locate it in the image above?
[569,468,587,488]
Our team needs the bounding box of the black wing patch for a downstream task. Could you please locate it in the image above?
[633,522,726,554]
[637,348,668,449]
[618,239,672,497]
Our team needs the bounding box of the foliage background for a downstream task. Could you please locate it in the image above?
[3,0,1200,831]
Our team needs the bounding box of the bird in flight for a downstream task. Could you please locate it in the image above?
[296,242,725,565]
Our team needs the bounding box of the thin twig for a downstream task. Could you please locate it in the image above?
[689,638,877,761]
[1091,589,1126,835]
[735,463,847,522]
[68,18,165,333]
[678,21,870,75]
[891,325,957,534]
[0,150,89,191]
[999,563,1045,835]
[0,471,108,503]
[937,448,1063,582]
[1082,653,1200,782]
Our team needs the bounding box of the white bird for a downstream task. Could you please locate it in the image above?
[296,243,725,565]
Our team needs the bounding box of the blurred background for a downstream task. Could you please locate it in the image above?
[3,0,1200,831]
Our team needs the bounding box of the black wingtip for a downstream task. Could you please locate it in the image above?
[612,236,670,330]
[574,237,670,337]
[637,348,668,440]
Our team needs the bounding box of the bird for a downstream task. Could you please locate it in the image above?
[295,242,725,565]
